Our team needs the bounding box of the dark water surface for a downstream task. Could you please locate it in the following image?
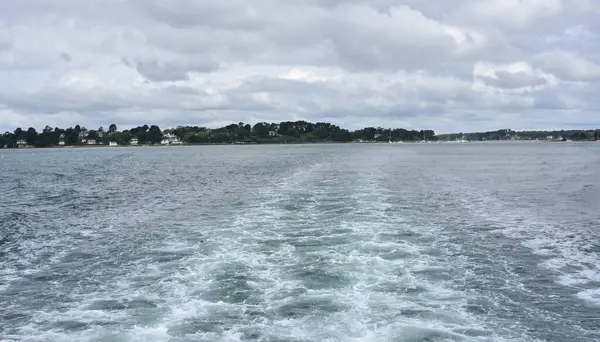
[1,143,599,342]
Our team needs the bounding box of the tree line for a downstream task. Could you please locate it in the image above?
[438,129,600,141]
[170,121,436,144]
[0,124,165,148]
[0,121,437,148]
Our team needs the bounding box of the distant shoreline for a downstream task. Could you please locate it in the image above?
[5,139,599,150]
[4,141,355,149]
[4,122,598,149]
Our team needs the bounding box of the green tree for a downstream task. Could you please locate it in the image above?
[213,132,230,143]
[236,125,251,139]
[252,122,270,137]
[130,125,149,144]
[87,130,98,139]
[313,125,329,140]
[147,125,163,144]
[14,128,23,140]
[118,131,132,145]
[64,128,79,145]
[333,129,352,142]
[36,128,59,147]
[0,132,13,148]
[570,131,592,140]
[0,120,443,147]
[26,127,38,145]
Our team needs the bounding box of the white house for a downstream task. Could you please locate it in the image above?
[161,133,182,145]
[16,139,27,148]
[109,141,118,147]
[170,136,182,145]
[268,130,278,137]
[130,138,138,145]
[87,139,97,145]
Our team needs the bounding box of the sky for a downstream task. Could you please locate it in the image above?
[1,0,599,134]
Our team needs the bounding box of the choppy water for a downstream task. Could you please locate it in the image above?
[1,143,600,342]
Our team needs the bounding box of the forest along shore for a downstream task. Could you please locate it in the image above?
[1,121,436,148]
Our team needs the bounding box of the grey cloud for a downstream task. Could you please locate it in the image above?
[534,51,600,81]
[138,0,267,31]
[234,76,334,95]
[534,96,572,110]
[0,89,131,114]
[448,0,563,31]
[0,28,11,52]
[0,78,271,117]
[135,58,219,82]
[135,60,190,82]
[136,1,498,72]
[0,41,10,51]
[322,23,454,71]
[229,73,479,121]
[59,52,71,62]
[485,71,549,89]
[162,85,204,95]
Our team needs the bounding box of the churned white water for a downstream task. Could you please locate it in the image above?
[1,143,599,342]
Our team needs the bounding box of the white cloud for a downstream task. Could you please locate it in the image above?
[0,0,598,134]
[533,50,600,81]
[460,0,563,30]
[279,68,335,83]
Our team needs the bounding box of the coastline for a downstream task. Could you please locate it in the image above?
[5,139,599,150]
[3,140,357,149]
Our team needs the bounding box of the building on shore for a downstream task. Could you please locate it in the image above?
[161,133,182,145]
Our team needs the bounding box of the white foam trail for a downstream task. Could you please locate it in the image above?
[576,288,600,306]
[4,145,584,341]
[419,148,600,312]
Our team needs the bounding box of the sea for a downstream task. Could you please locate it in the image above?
[1,142,599,342]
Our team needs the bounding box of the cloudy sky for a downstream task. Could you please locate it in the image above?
[1,0,599,133]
